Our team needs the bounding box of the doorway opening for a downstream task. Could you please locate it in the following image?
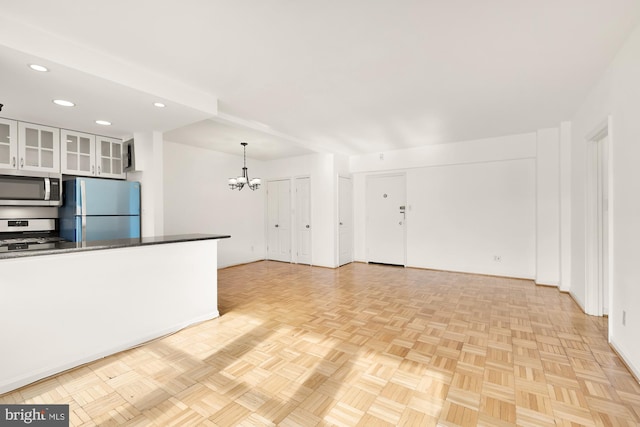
[585,119,612,317]
[338,175,353,266]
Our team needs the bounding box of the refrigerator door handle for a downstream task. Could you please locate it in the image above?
[80,180,87,241]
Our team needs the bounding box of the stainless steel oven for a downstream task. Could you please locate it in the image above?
[0,217,66,252]
[0,171,62,206]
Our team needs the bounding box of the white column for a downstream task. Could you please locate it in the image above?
[127,131,164,237]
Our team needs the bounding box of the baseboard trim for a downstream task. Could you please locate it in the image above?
[535,279,559,288]
[609,339,640,384]
[219,259,265,270]
[535,282,559,288]
[401,265,534,282]
[560,289,587,312]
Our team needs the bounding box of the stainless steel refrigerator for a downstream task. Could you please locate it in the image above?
[59,177,141,242]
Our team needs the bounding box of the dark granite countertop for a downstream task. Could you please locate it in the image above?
[0,234,230,260]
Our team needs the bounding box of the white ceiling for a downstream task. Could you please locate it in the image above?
[1,1,639,159]
[164,118,316,161]
[0,44,213,139]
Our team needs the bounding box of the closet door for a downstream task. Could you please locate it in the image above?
[295,177,311,265]
[267,179,291,262]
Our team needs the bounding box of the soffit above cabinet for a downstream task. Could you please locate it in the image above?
[0,44,215,139]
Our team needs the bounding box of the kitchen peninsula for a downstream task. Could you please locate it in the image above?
[0,233,230,394]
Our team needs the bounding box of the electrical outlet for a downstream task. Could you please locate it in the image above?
[494,255,502,262]
[622,310,626,326]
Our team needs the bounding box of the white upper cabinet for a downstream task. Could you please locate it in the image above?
[61,130,96,176]
[16,122,60,173]
[96,136,125,179]
[0,118,18,170]
[1,119,124,178]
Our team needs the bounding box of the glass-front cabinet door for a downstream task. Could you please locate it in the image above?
[17,122,60,173]
[0,118,18,171]
[61,130,96,176]
[96,136,125,179]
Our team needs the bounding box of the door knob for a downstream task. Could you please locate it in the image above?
[275,224,279,228]
[306,225,310,228]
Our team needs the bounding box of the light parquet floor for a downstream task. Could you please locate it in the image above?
[2,261,640,426]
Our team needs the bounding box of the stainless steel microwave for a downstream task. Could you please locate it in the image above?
[0,171,62,206]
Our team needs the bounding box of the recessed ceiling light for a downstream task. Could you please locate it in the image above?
[53,99,75,107]
[95,120,112,126]
[153,102,166,108]
[29,64,49,72]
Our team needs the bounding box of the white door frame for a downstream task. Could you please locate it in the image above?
[584,116,614,318]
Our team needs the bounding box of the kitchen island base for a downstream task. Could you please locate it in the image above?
[0,238,220,394]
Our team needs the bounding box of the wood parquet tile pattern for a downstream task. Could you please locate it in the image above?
[2,261,639,426]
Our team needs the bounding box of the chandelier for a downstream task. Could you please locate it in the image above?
[228,142,261,191]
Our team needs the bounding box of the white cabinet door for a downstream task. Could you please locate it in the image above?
[0,118,18,171]
[61,130,96,176]
[267,179,291,262]
[17,122,60,173]
[96,136,125,179]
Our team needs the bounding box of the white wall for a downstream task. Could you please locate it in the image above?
[263,153,337,268]
[536,128,560,286]
[163,141,265,268]
[163,144,339,269]
[408,159,535,277]
[352,133,538,278]
[350,133,536,173]
[127,131,164,237]
[569,23,640,378]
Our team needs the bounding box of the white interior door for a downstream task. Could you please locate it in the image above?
[267,180,291,262]
[366,174,406,266]
[295,177,311,265]
[339,176,353,266]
